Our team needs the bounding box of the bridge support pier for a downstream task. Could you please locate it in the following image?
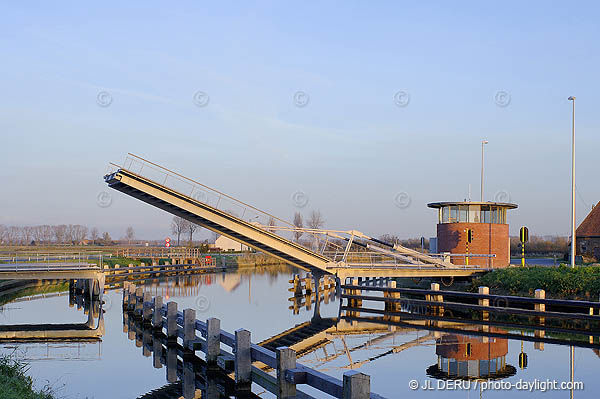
[311,272,323,322]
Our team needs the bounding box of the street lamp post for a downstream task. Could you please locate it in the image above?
[568,96,576,268]
[481,140,489,201]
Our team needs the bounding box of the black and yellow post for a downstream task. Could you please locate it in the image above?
[519,332,528,369]
[465,228,473,266]
[520,226,529,267]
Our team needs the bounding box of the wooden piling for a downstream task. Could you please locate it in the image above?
[276,347,297,398]
[166,302,178,341]
[166,345,178,382]
[429,283,443,316]
[142,292,152,324]
[128,284,136,311]
[342,370,370,399]
[206,317,220,365]
[183,309,196,349]
[134,287,144,316]
[122,282,130,309]
[235,329,251,387]
[534,289,545,349]
[153,296,163,329]
[478,286,489,320]
[153,335,163,369]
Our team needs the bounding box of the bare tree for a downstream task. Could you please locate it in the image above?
[306,210,325,230]
[41,225,53,244]
[306,210,325,250]
[293,212,303,242]
[379,234,400,246]
[125,226,135,245]
[66,224,75,244]
[72,225,88,244]
[171,216,186,246]
[185,222,198,246]
[90,227,99,244]
[7,226,21,245]
[102,232,112,245]
[22,226,33,245]
[267,216,276,233]
[53,225,67,244]
[32,226,44,244]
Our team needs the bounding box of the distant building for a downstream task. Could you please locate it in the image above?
[219,274,242,292]
[576,202,600,260]
[215,235,249,252]
[427,201,518,268]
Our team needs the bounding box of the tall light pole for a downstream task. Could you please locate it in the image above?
[481,140,489,201]
[568,96,576,268]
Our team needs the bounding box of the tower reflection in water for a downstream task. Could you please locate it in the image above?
[426,329,516,380]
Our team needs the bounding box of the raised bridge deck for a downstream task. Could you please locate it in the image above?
[104,154,489,278]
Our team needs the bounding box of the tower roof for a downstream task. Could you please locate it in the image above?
[427,201,518,209]
[576,202,600,237]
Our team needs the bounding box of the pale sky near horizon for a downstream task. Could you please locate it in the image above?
[1,1,599,241]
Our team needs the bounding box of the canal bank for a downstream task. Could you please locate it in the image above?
[1,266,599,398]
[0,354,55,399]
[470,265,600,299]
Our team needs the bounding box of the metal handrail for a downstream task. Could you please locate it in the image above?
[120,153,295,228]
[111,154,337,257]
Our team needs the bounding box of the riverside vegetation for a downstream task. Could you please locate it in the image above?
[0,355,54,399]
[471,265,600,299]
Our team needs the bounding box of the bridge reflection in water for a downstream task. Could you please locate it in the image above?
[0,287,105,363]
[122,283,600,399]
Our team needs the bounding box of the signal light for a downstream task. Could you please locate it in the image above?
[466,228,474,243]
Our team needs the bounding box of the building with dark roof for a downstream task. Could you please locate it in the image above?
[576,202,600,260]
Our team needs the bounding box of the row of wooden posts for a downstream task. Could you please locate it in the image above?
[103,260,221,274]
[341,280,600,349]
[122,281,382,399]
[342,280,600,319]
[288,273,338,297]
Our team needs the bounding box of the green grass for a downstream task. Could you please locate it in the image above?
[98,256,141,268]
[0,282,69,307]
[0,355,54,399]
[471,265,600,299]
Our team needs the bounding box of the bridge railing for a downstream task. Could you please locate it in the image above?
[112,154,342,258]
[108,154,467,269]
[0,251,99,271]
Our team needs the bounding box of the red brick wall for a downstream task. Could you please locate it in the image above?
[436,333,508,361]
[437,223,510,267]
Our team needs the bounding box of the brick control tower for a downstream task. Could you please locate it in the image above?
[427,201,518,268]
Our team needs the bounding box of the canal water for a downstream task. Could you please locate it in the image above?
[0,267,598,398]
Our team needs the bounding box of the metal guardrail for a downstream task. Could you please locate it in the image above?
[0,251,104,273]
[0,262,99,273]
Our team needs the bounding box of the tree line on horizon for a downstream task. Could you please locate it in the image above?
[0,224,135,246]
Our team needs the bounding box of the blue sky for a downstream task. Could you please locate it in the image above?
[1,1,599,240]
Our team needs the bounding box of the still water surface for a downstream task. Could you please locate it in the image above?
[0,267,598,398]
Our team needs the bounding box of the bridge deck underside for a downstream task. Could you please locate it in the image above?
[107,173,332,275]
[0,323,102,341]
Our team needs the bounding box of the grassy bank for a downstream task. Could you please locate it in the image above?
[0,355,54,399]
[471,265,600,299]
[0,282,69,307]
